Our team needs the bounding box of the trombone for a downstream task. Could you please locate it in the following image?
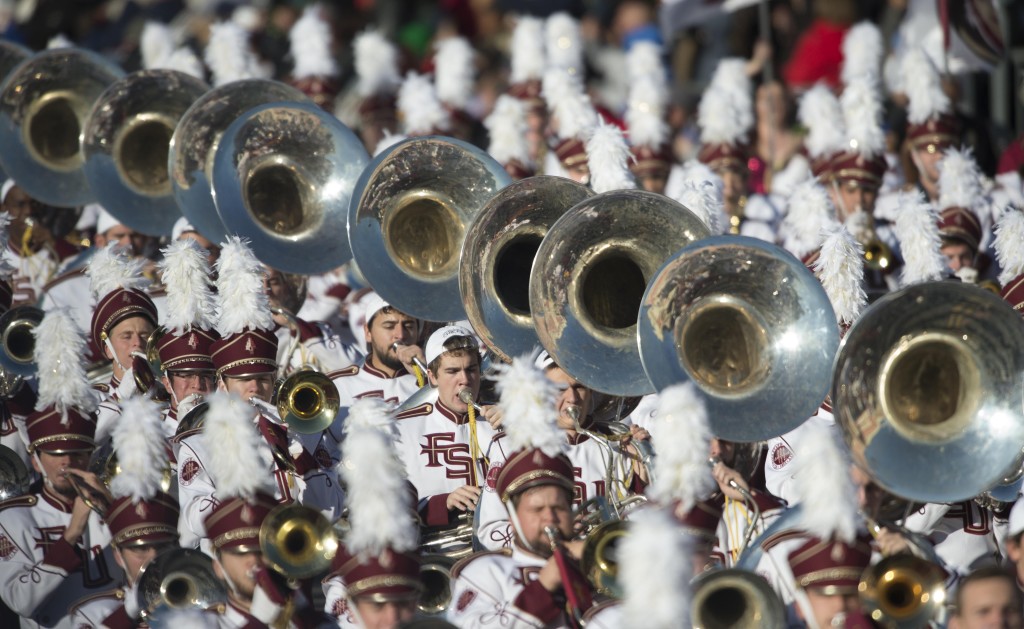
[259,503,339,579]
[858,554,946,629]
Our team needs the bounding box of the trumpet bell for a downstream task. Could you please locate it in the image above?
[259,504,339,578]
[859,554,946,629]
[169,79,308,243]
[83,70,208,236]
[460,176,593,362]
[349,136,512,322]
[580,519,628,598]
[136,548,227,618]
[419,554,455,615]
[213,101,368,274]
[0,305,42,377]
[0,444,30,500]
[530,190,710,396]
[833,282,1024,503]
[638,236,839,442]
[275,369,340,434]
[691,568,786,629]
[0,48,124,207]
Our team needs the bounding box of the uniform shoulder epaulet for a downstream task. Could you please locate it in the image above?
[582,598,619,623]
[395,403,432,420]
[170,428,201,444]
[450,547,512,580]
[327,365,359,379]
[92,382,110,394]
[68,587,124,614]
[42,266,86,292]
[490,430,506,443]
[0,495,37,511]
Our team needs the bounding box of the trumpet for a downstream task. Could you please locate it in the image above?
[136,548,227,619]
[859,554,946,629]
[274,369,340,434]
[259,503,339,579]
[420,511,476,558]
[63,470,110,516]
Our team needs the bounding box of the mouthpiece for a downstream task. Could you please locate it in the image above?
[565,405,581,423]
[707,455,722,468]
[458,388,475,405]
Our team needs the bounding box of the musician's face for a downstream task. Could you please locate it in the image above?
[214,549,262,601]
[912,145,944,197]
[797,588,862,628]
[941,241,975,273]
[163,370,215,406]
[546,367,593,431]
[31,449,90,497]
[365,310,419,371]
[834,180,878,221]
[353,598,418,629]
[950,577,1024,629]
[219,374,275,403]
[114,543,164,584]
[104,316,154,374]
[428,352,480,412]
[513,485,573,556]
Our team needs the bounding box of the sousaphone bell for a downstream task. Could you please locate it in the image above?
[460,176,593,362]
[83,70,208,236]
[638,236,839,442]
[0,444,30,500]
[0,41,31,184]
[691,568,786,629]
[0,48,124,207]
[530,190,710,396]
[136,548,227,620]
[213,101,368,274]
[349,136,512,322]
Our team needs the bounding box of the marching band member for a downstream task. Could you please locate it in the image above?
[394,326,498,534]
[352,29,401,154]
[1003,501,1024,591]
[155,238,219,438]
[323,398,424,628]
[485,95,536,181]
[476,351,649,550]
[541,68,597,184]
[69,396,181,627]
[0,181,76,307]
[0,215,36,467]
[900,47,960,207]
[934,148,997,285]
[624,42,673,196]
[447,356,595,628]
[995,208,1024,316]
[0,309,118,628]
[948,565,1023,629]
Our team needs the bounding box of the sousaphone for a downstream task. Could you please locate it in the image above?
[833,282,1024,503]
[212,101,368,274]
[638,236,839,442]
[529,190,710,396]
[460,176,593,362]
[349,136,512,322]
[0,41,31,184]
[83,70,208,236]
[168,79,309,244]
[0,48,124,206]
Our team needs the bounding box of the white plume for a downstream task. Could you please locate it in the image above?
[434,37,475,110]
[214,236,273,335]
[510,16,546,83]
[494,354,564,456]
[545,12,583,76]
[648,383,714,510]
[937,146,981,210]
[813,224,867,327]
[110,396,168,502]
[163,47,206,79]
[341,398,417,558]
[398,71,449,135]
[201,392,273,498]
[883,51,906,96]
[374,131,407,157]
[894,190,945,286]
[841,22,883,84]
[799,84,846,159]
[345,396,399,440]
[159,238,216,334]
[290,5,338,79]
[625,75,668,148]
[34,309,97,418]
[47,34,73,49]
[485,95,533,168]
[354,30,400,97]
[586,121,636,194]
[0,214,15,279]
[543,70,596,141]
[675,179,722,234]
[791,422,858,543]
[141,22,174,70]
[86,243,149,299]
[205,21,260,86]
[626,41,664,83]
[902,47,950,125]
[840,78,885,157]
[621,506,692,629]
[698,58,752,145]
[995,208,1024,285]
[782,178,838,259]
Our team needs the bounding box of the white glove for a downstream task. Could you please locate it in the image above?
[116,368,139,400]
[122,580,141,619]
[177,393,203,417]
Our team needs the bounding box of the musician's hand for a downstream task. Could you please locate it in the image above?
[711,461,749,502]
[62,469,110,543]
[250,566,293,623]
[875,527,911,557]
[117,368,139,399]
[537,539,586,592]
[393,343,425,373]
[446,486,480,512]
[480,404,503,430]
[271,308,291,328]
[623,425,651,482]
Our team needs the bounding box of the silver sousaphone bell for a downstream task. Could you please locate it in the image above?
[638,236,839,442]
[0,444,30,500]
[212,101,368,274]
[349,136,512,322]
[833,282,1024,503]
[0,48,125,207]
[136,547,227,621]
[169,79,309,243]
[0,41,31,183]
[530,189,710,396]
[83,69,208,236]
[460,176,593,362]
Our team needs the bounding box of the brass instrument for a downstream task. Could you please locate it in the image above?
[259,503,339,579]
[457,387,485,414]
[0,305,42,378]
[863,238,894,272]
[82,69,208,236]
[460,176,593,362]
[212,101,368,274]
[638,235,839,442]
[530,189,710,396]
[64,470,111,516]
[274,369,340,434]
[858,554,946,629]
[0,41,31,184]
[708,455,759,557]
[0,48,124,207]
[393,342,430,378]
[833,281,1024,503]
[579,517,627,597]
[420,511,476,559]
[690,568,786,629]
[0,444,30,500]
[136,548,227,620]
[169,79,309,243]
[568,406,652,515]
[173,401,209,438]
[349,136,513,322]
[272,306,310,375]
[419,554,457,615]
[395,383,439,413]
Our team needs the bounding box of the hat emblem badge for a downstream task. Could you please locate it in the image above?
[245,338,255,354]
[188,333,198,349]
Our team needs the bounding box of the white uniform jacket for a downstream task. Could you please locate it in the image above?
[68,586,136,628]
[326,358,420,445]
[273,320,362,378]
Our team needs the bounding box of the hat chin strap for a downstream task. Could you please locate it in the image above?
[33,451,54,490]
[104,337,128,375]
